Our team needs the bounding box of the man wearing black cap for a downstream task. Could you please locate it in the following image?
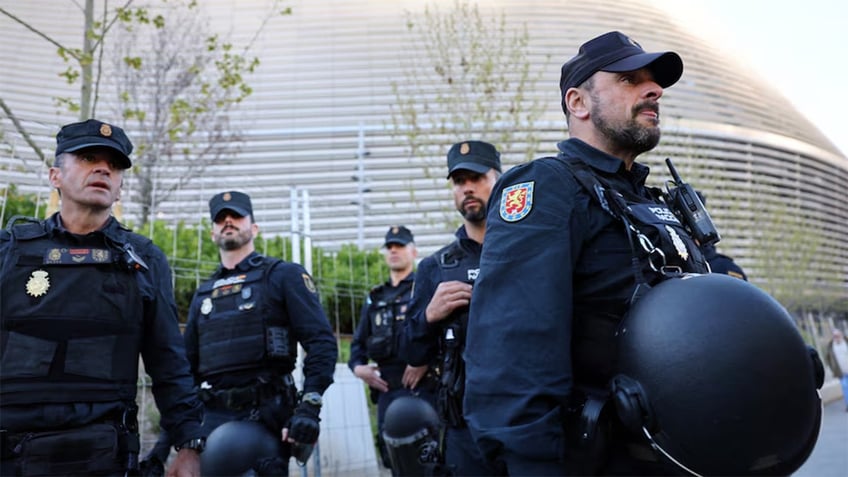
[0,119,205,476]
[348,225,437,471]
[464,32,710,475]
[398,140,503,476]
[143,190,338,475]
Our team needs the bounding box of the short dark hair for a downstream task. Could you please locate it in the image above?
[53,152,68,169]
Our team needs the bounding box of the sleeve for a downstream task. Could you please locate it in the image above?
[183,291,202,383]
[273,262,338,395]
[399,256,442,366]
[138,243,203,446]
[348,299,371,371]
[463,160,586,466]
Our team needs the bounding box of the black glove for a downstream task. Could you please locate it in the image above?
[287,401,321,444]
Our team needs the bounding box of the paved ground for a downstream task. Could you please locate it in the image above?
[795,398,848,477]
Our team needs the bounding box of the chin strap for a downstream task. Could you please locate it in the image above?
[641,426,703,477]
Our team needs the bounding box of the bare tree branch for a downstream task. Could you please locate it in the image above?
[0,98,48,167]
[0,7,78,60]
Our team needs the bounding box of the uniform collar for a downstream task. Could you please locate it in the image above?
[557,138,651,186]
[45,212,123,239]
[454,225,482,250]
[387,271,415,288]
[216,251,263,276]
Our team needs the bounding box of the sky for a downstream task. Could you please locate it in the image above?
[655,0,847,156]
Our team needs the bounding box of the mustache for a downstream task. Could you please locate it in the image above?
[221,225,239,233]
[634,102,659,116]
[463,197,483,208]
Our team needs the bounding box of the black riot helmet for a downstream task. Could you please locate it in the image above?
[201,420,283,476]
[383,396,443,477]
[611,273,821,476]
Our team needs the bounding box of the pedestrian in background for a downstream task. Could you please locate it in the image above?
[824,329,848,412]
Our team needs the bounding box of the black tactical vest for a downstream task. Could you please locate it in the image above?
[566,159,710,387]
[0,222,143,405]
[365,280,413,363]
[194,255,294,378]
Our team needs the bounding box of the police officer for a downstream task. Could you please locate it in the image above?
[463,32,710,475]
[696,191,748,280]
[143,191,338,475]
[0,119,204,476]
[400,141,503,476]
[348,226,437,471]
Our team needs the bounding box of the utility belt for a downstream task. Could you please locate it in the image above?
[199,374,296,411]
[1,406,140,476]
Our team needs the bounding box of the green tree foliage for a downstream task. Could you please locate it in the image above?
[0,185,39,226]
[1,1,289,225]
[112,1,289,226]
[136,219,218,321]
[312,244,387,335]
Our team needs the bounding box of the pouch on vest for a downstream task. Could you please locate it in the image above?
[366,302,398,361]
[15,424,121,476]
[366,333,394,362]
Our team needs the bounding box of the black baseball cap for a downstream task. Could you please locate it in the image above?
[446,141,502,179]
[55,119,133,169]
[384,225,414,246]
[209,191,253,221]
[559,31,683,113]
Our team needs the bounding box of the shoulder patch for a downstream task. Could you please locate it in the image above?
[499,181,534,222]
[302,273,318,294]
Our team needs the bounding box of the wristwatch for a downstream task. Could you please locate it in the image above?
[301,392,323,407]
[175,437,205,453]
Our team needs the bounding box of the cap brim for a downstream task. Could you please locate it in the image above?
[384,239,411,247]
[602,51,683,88]
[61,140,132,169]
[447,161,491,179]
[211,206,250,221]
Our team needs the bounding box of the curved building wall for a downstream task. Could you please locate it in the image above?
[1,0,846,302]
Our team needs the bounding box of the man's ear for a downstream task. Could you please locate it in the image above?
[48,167,61,189]
[565,87,590,120]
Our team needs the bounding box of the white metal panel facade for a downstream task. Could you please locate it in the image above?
[1,0,846,298]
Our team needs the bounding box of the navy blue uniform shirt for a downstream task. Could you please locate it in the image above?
[401,225,480,367]
[184,251,337,395]
[463,138,658,466]
[0,214,203,446]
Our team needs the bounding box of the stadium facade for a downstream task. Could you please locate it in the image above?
[2,0,846,304]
